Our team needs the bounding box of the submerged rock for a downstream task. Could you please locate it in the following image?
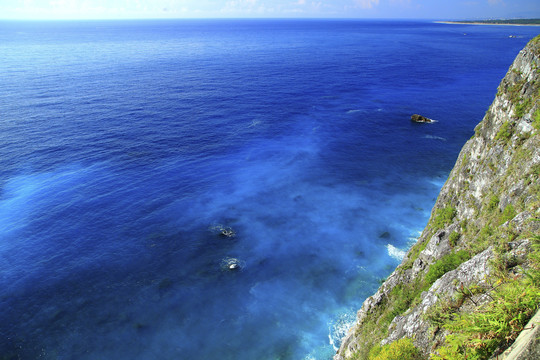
[209,224,236,238]
[221,257,244,271]
[220,227,236,238]
[411,114,433,123]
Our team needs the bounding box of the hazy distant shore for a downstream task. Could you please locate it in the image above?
[436,20,540,26]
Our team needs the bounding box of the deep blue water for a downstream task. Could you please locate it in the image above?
[0,19,538,359]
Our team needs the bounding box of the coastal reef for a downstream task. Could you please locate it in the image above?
[336,35,540,360]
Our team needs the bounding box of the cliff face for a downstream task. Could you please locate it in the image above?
[336,35,540,360]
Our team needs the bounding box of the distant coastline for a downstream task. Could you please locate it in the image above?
[436,18,540,26]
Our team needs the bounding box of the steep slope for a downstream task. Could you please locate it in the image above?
[336,35,540,360]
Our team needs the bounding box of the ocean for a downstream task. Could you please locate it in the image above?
[0,19,538,360]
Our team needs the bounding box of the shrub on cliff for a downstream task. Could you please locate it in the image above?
[367,338,422,360]
[431,206,457,230]
[495,121,513,141]
[424,250,470,288]
[533,109,540,130]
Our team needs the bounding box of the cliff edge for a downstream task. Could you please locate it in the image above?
[336,35,540,360]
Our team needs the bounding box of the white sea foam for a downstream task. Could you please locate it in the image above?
[408,230,423,242]
[248,119,261,127]
[328,310,357,351]
[424,134,446,141]
[428,176,447,188]
[386,244,406,261]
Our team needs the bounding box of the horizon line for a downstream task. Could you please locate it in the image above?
[2,17,538,22]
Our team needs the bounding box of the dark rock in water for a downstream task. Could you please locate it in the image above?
[134,322,150,333]
[411,114,433,123]
[379,231,391,239]
[210,224,236,238]
[220,228,235,238]
[157,278,173,297]
[158,278,173,290]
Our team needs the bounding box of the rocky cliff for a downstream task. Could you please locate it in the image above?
[335,35,540,360]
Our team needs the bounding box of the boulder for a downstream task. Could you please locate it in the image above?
[411,114,433,123]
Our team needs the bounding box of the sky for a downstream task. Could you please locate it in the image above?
[0,0,539,20]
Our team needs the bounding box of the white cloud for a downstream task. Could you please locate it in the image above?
[390,0,411,4]
[226,0,257,6]
[222,0,278,15]
[223,0,257,9]
[48,0,74,7]
[354,0,379,9]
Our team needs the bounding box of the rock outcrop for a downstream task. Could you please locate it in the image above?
[497,309,540,360]
[336,35,540,360]
[411,114,434,123]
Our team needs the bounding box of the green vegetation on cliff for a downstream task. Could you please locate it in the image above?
[432,236,540,360]
[431,207,457,230]
[424,250,470,286]
[367,338,422,360]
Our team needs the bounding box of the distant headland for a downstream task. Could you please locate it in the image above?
[437,18,540,26]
